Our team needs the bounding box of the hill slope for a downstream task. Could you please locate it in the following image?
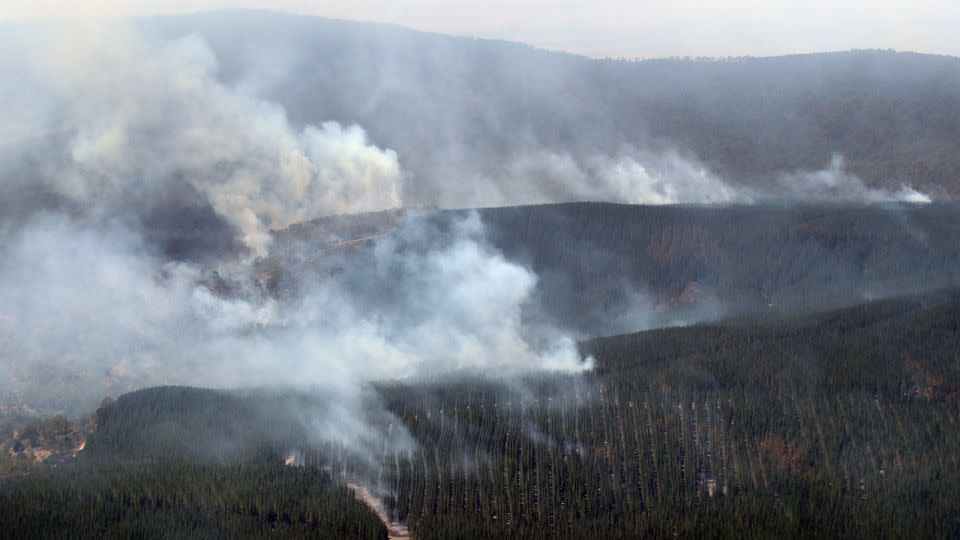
[277,203,960,335]
[139,10,960,203]
[5,290,959,538]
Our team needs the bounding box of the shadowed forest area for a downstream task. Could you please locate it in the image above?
[3,290,958,538]
[278,203,960,335]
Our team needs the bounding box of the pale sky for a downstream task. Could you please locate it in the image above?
[3,0,960,59]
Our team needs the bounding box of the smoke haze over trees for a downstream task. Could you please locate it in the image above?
[133,10,960,206]
[1,9,959,539]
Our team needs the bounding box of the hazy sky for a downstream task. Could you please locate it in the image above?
[3,0,960,58]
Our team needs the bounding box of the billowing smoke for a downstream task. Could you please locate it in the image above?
[0,14,934,459]
[2,25,401,255]
[112,10,941,210]
[0,212,590,454]
[0,21,590,460]
[0,19,933,243]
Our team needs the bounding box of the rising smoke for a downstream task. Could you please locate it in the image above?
[472,149,743,206]
[0,18,593,462]
[467,149,931,206]
[0,14,933,455]
[777,153,931,204]
[1,25,401,255]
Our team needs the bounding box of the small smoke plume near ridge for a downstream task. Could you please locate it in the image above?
[777,154,931,204]
[456,149,930,208]
[477,150,743,206]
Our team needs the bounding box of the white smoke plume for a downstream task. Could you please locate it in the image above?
[2,24,401,255]
[0,15,932,447]
[475,149,742,206]
[478,149,930,207]
[777,153,931,204]
[0,21,591,463]
[0,211,590,443]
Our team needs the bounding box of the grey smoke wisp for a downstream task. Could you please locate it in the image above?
[776,154,931,204]
[482,149,932,207]
[472,149,743,206]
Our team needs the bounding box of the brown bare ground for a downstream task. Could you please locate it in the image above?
[346,481,411,540]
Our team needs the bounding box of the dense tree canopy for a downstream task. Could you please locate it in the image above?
[4,290,959,538]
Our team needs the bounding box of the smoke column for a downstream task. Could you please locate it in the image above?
[0,21,591,464]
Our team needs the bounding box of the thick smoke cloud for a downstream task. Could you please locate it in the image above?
[0,14,932,448]
[0,21,590,462]
[2,25,401,255]
[0,211,589,440]
[0,17,934,239]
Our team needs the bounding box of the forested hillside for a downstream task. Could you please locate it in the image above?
[14,202,959,418]
[4,290,959,538]
[278,203,960,335]
[139,10,960,202]
[478,203,960,330]
[4,8,959,540]
[0,462,386,539]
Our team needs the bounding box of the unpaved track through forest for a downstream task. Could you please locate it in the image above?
[347,481,411,539]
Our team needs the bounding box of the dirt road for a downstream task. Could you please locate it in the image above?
[346,482,411,540]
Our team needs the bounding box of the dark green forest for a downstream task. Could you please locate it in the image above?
[3,290,959,538]
[477,202,960,315]
[0,462,386,539]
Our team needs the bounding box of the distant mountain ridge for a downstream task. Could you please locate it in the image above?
[137,10,960,204]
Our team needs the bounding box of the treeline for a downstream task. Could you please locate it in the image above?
[367,291,960,537]
[5,291,960,537]
[379,387,959,538]
[583,287,960,394]
[0,461,386,539]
